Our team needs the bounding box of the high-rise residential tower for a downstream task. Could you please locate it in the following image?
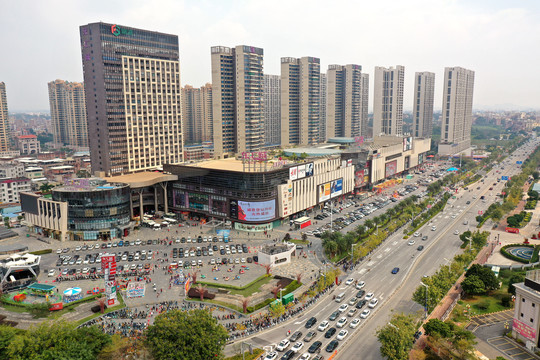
[0,82,10,152]
[360,73,369,138]
[438,67,475,155]
[373,65,405,137]
[80,22,183,176]
[413,72,435,138]
[182,83,213,144]
[211,45,264,158]
[327,64,362,138]
[263,74,280,146]
[48,79,89,148]
[280,57,320,146]
[319,73,327,143]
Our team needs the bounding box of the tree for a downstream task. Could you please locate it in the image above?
[508,274,525,295]
[323,240,338,257]
[264,264,272,275]
[5,321,111,360]
[461,275,486,295]
[191,269,200,284]
[242,297,250,313]
[269,301,285,318]
[98,335,149,360]
[376,313,417,360]
[532,171,539,180]
[196,284,207,301]
[296,272,303,285]
[39,182,55,194]
[0,326,20,359]
[146,309,228,360]
[465,264,499,291]
[301,233,307,242]
[423,319,451,338]
[271,285,281,299]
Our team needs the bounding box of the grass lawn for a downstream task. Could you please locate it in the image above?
[190,298,244,313]
[74,293,126,326]
[225,349,264,360]
[289,239,309,245]
[201,275,273,297]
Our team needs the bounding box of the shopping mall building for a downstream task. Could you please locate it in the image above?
[20,136,430,239]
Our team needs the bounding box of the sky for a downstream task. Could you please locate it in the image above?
[1,0,540,112]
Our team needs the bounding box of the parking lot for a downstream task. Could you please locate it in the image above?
[38,230,269,305]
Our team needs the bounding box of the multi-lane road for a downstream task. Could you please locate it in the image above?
[237,136,540,360]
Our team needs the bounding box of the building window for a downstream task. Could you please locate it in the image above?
[523,298,526,302]
[521,313,524,317]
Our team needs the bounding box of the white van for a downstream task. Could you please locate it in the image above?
[335,293,346,303]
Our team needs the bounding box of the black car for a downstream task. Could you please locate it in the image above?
[324,327,336,338]
[329,311,340,321]
[290,331,303,342]
[355,299,367,309]
[417,245,424,251]
[326,340,339,352]
[308,341,322,354]
[147,240,152,245]
[305,316,317,328]
[247,257,253,263]
[356,290,365,298]
[280,350,294,360]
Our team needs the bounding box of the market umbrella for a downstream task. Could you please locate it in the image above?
[63,287,82,296]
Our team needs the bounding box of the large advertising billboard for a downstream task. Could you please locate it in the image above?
[331,179,343,198]
[297,164,306,179]
[305,163,314,177]
[318,183,331,202]
[237,200,275,222]
[289,166,298,180]
[513,318,537,341]
[385,160,398,177]
[403,137,413,152]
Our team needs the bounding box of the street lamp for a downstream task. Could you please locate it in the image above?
[376,224,381,236]
[351,243,358,262]
[420,282,429,319]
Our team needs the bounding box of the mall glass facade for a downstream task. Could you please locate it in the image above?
[53,181,131,240]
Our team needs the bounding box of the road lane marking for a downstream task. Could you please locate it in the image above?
[358,268,366,275]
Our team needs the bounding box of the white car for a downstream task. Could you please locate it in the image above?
[47,269,56,277]
[75,246,81,251]
[355,281,365,290]
[82,267,89,274]
[407,239,415,246]
[345,278,354,286]
[318,320,329,331]
[364,293,374,301]
[368,298,379,308]
[336,317,348,328]
[291,342,304,353]
[349,318,361,329]
[276,339,290,351]
[413,232,420,237]
[299,353,311,360]
[56,249,62,254]
[454,230,459,235]
[431,226,437,231]
[338,304,348,313]
[337,329,349,341]
[360,309,371,319]
[264,352,278,360]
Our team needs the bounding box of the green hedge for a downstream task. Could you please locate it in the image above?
[525,200,537,210]
[247,280,301,313]
[1,292,102,310]
[29,249,53,255]
[500,244,535,264]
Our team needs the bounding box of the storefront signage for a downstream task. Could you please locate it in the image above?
[347,159,353,167]
[111,24,133,37]
[331,179,343,198]
[281,183,293,217]
[305,163,314,177]
[238,200,275,222]
[234,222,273,232]
[101,254,117,303]
[289,166,298,180]
[298,164,306,179]
[513,318,536,341]
[242,151,267,162]
[355,136,364,146]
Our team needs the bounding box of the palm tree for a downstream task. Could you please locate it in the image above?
[264,264,272,275]
[196,284,207,301]
[191,269,200,284]
[323,240,338,257]
[295,273,303,285]
[364,219,374,229]
[242,297,250,313]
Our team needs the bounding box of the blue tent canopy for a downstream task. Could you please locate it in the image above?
[447,167,459,172]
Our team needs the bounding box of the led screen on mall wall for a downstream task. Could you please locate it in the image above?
[305,163,314,177]
[297,164,306,179]
[237,200,275,222]
[385,160,398,177]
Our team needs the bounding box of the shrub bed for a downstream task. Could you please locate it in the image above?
[29,249,53,255]
[500,244,535,264]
